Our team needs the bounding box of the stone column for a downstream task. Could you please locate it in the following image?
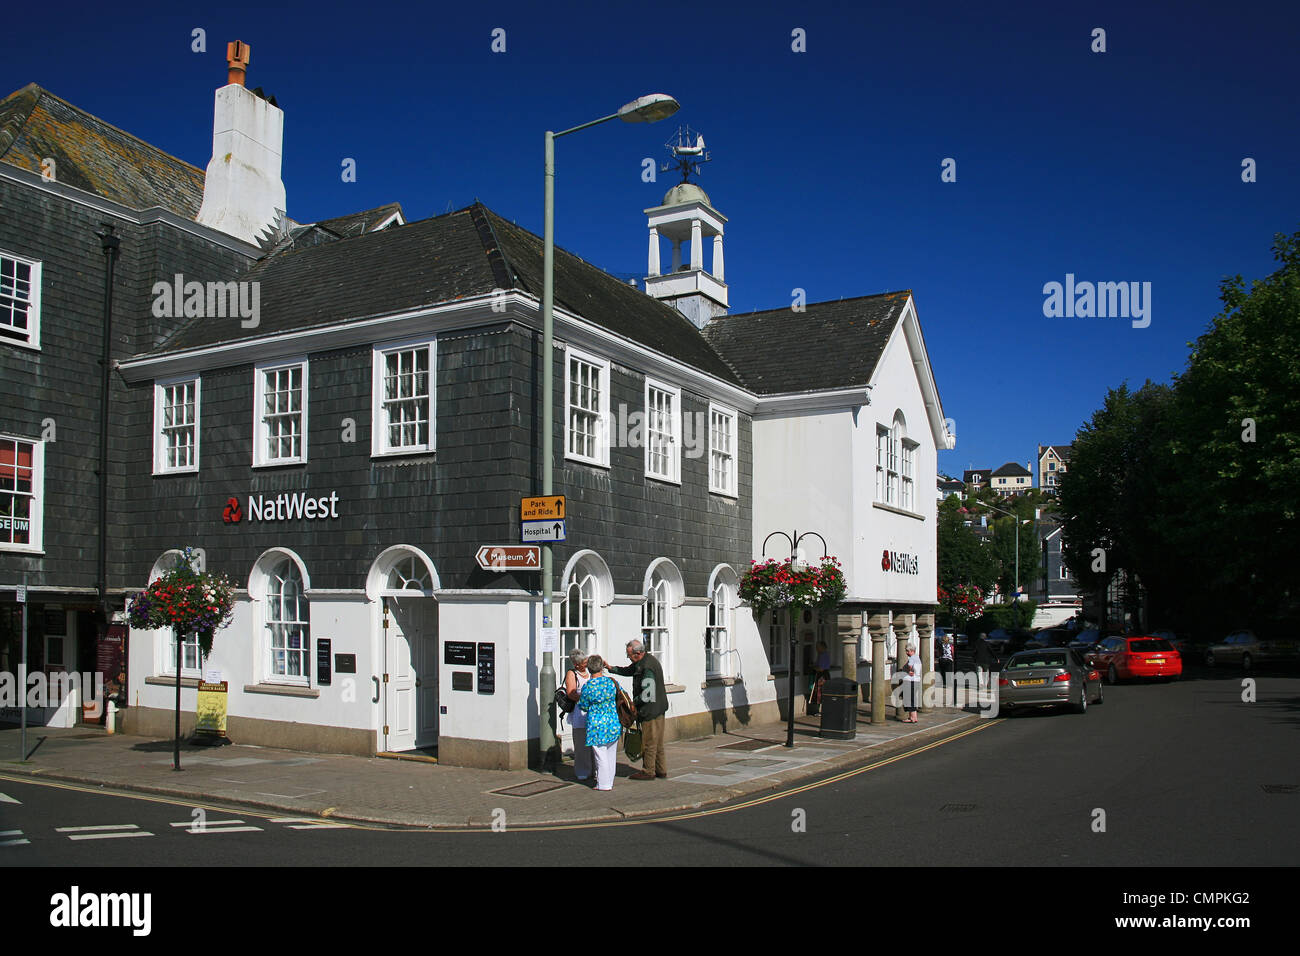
[671,240,682,272]
[838,611,860,683]
[916,611,935,714]
[690,219,703,270]
[648,226,660,277]
[713,233,724,281]
[868,611,890,725]
[892,613,915,720]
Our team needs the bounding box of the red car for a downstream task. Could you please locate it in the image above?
[1085,636,1182,683]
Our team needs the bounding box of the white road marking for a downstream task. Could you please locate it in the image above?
[1,828,29,847]
[0,792,20,804]
[269,817,350,830]
[57,824,153,841]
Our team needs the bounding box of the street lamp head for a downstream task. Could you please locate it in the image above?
[618,93,680,123]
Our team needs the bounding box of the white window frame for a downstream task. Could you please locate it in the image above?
[708,403,738,497]
[254,358,308,467]
[564,347,610,467]
[901,438,918,512]
[644,379,681,483]
[641,572,673,683]
[263,558,310,686]
[0,434,43,553]
[371,337,436,457]
[160,631,203,679]
[559,574,598,663]
[706,580,732,678]
[768,609,790,670]
[153,376,201,475]
[0,251,41,350]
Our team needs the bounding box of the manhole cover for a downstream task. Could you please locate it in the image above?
[940,803,976,812]
[720,738,779,752]
[491,779,572,798]
[1261,784,1299,794]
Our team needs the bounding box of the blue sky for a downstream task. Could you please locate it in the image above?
[6,0,1297,477]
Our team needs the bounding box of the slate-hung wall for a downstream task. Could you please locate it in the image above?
[550,358,751,598]
[121,319,751,598]
[122,324,529,592]
[0,177,250,588]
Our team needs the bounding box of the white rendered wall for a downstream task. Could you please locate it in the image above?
[196,84,287,245]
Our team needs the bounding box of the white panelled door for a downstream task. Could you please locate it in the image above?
[385,598,438,752]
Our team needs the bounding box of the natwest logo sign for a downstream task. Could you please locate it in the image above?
[882,549,919,575]
[224,491,340,523]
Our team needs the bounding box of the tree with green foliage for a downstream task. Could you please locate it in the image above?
[936,496,998,625]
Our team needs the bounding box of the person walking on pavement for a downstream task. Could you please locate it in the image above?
[609,639,668,780]
[972,631,997,695]
[938,632,955,705]
[576,655,621,791]
[564,648,593,782]
[900,640,922,722]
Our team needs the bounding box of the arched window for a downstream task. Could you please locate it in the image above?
[642,568,676,681]
[386,554,433,592]
[149,550,203,678]
[266,559,309,681]
[706,579,731,678]
[559,574,597,662]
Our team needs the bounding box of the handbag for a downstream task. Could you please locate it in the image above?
[554,670,577,715]
[624,725,643,760]
[614,682,637,729]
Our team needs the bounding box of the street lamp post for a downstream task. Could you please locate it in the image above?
[974,499,1032,598]
[761,530,828,749]
[538,94,679,770]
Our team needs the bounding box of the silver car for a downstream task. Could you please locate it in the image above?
[998,648,1103,714]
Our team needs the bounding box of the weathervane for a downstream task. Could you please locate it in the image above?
[660,125,711,185]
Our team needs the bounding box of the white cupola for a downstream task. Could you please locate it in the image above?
[644,129,728,329]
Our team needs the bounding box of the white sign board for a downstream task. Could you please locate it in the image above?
[15,585,25,604]
[541,627,558,653]
[522,520,566,542]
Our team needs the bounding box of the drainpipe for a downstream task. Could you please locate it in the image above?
[95,224,119,633]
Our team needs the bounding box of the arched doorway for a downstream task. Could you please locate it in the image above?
[367,547,440,754]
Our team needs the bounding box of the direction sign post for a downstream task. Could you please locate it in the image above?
[476,546,542,571]
[521,520,566,543]
[521,495,565,521]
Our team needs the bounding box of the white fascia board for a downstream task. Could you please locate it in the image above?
[118,293,529,383]
[533,295,756,412]
[751,386,872,417]
[0,165,262,257]
[896,296,953,450]
[643,201,728,231]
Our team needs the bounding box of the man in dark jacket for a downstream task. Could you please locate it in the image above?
[971,632,998,694]
[609,639,668,780]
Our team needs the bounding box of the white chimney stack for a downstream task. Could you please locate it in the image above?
[196,41,286,245]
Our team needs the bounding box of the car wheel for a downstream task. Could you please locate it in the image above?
[1241,652,1253,671]
[1075,688,1088,714]
[1107,664,1119,685]
[1205,650,1216,667]
[1095,682,1104,705]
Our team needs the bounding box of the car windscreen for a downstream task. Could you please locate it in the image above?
[1007,653,1067,669]
[1129,639,1174,652]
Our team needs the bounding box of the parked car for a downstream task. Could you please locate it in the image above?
[986,628,1033,658]
[1150,629,1195,657]
[1204,631,1300,670]
[1086,635,1182,683]
[998,648,1103,714]
[1025,628,1075,650]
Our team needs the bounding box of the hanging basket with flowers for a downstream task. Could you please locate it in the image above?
[127,547,236,657]
[739,556,847,617]
[937,582,984,623]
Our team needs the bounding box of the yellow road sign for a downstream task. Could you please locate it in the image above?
[521,495,565,520]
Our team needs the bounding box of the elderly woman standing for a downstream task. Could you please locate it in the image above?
[900,639,922,722]
[576,654,622,791]
[564,648,592,781]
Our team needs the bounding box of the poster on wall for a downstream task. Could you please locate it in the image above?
[97,624,127,705]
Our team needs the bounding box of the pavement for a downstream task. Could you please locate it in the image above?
[0,699,990,829]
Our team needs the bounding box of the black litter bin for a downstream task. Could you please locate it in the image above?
[819,678,858,740]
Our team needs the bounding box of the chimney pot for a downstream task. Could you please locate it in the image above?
[226,40,251,87]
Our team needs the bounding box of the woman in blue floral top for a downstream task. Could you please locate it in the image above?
[577,654,621,791]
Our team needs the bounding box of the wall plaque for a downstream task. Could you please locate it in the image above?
[451,671,473,692]
[316,638,332,686]
[334,653,357,674]
[477,642,496,695]
[445,641,475,665]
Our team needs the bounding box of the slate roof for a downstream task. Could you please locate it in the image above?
[992,461,1032,477]
[700,292,910,394]
[1040,443,1073,461]
[315,202,404,237]
[0,83,204,218]
[964,469,992,484]
[148,202,745,386]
